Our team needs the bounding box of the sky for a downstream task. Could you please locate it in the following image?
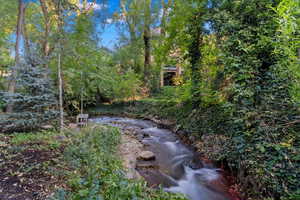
[96,0,120,50]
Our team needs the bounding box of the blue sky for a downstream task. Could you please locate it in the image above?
[97,0,120,49]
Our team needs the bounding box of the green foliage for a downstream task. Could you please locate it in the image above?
[10,130,59,146]
[273,0,300,103]
[52,13,142,111]
[0,0,16,91]
[50,126,186,200]
[209,0,300,198]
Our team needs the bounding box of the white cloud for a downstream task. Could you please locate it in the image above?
[106,18,113,24]
[77,2,107,11]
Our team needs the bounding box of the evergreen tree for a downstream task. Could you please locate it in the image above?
[0,56,58,133]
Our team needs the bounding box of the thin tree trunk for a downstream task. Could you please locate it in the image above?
[58,53,64,132]
[56,0,64,132]
[6,0,25,113]
[143,0,151,85]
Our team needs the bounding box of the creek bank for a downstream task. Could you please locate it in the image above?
[88,104,242,199]
[118,133,144,180]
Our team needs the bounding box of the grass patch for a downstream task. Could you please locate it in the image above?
[10,130,61,148]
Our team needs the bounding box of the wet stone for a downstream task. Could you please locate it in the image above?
[143,133,150,138]
[137,151,155,161]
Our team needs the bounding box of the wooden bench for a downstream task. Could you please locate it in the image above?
[76,114,89,127]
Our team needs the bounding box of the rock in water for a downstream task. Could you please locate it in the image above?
[41,125,53,130]
[138,151,155,161]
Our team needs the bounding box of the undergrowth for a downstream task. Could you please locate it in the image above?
[50,125,187,200]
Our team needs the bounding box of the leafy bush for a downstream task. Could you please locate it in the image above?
[63,65,142,111]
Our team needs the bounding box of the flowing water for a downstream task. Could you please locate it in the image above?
[90,116,232,200]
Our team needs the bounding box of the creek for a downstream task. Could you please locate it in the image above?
[90,116,234,200]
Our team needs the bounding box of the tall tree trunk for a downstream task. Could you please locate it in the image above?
[160,0,171,37]
[143,0,151,85]
[6,0,25,113]
[39,0,51,66]
[189,12,203,108]
[120,0,138,43]
[22,5,30,57]
[120,0,140,72]
[159,0,171,87]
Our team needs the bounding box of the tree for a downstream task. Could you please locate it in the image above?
[118,0,144,73]
[0,57,58,133]
[117,0,160,87]
[54,0,65,132]
[187,7,206,107]
[6,0,25,113]
[143,0,151,85]
[160,0,171,37]
[0,0,17,96]
[39,0,52,64]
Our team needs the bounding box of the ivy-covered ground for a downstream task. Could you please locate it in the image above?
[0,126,186,200]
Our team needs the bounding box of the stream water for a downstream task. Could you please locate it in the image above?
[90,116,233,200]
